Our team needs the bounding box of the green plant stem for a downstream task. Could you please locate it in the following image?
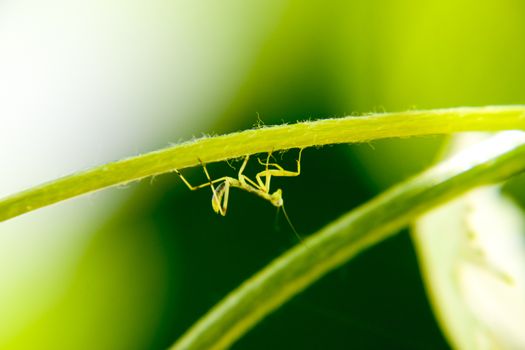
[170,131,525,350]
[1,106,525,222]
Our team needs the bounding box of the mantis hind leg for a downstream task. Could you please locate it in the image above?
[175,168,231,191]
[175,161,234,216]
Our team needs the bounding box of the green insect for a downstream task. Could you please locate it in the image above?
[175,149,303,239]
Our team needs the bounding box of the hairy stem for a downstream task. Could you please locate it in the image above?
[171,131,525,350]
[1,106,524,222]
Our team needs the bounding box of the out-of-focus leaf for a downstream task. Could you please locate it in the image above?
[414,133,525,350]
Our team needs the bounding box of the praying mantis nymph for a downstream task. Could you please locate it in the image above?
[175,149,303,239]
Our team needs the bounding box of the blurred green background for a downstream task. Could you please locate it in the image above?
[1,0,525,349]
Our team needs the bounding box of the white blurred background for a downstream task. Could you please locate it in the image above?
[0,1,284,347]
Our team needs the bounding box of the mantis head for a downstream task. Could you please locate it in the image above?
[270,189,283,207]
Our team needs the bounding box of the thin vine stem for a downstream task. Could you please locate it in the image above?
[1,106,524,222]
[171,131,525,350]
